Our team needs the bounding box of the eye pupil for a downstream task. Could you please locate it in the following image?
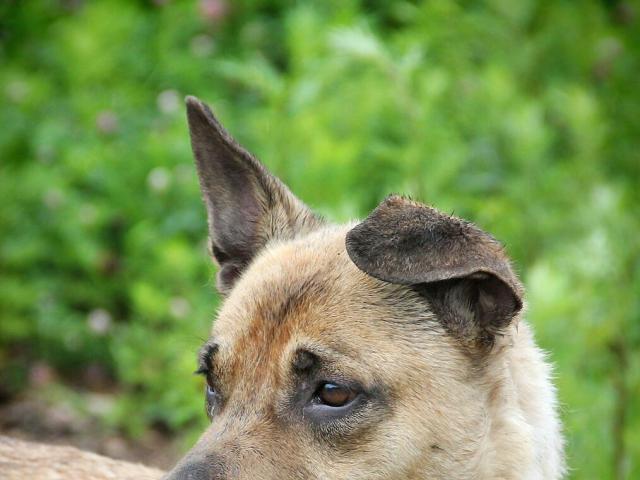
[318,383,354,407]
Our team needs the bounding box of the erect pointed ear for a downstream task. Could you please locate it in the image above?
[186,96,323,294]
[346,195,523,349]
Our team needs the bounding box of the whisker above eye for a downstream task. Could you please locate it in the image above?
[196,341,219,374]
[194,366,209,376]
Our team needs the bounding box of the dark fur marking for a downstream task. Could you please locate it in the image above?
[292,350,317,372]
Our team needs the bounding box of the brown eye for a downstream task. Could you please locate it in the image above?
[317,383,356,407]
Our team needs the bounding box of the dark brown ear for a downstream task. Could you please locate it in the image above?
[186,96,323,294]
[345,195,523,348]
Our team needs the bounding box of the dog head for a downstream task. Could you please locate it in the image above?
[165,97,524,480]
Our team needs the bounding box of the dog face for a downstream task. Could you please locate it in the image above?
[164,98,540,480]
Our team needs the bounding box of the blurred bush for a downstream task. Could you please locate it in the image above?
[0,0,638,477]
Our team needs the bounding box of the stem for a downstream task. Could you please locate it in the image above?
[610,338,628,480]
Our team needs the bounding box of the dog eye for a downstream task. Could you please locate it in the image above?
[316,383,356,407]
[206,384,216,400]
[205,383,219,419]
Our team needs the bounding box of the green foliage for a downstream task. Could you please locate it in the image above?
[1,0,638,477]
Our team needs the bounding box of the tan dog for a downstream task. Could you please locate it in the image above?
[165,96,565,480]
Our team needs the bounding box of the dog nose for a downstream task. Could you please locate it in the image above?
[163,456,225,480]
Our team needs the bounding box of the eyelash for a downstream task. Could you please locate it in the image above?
[196,343,218,375]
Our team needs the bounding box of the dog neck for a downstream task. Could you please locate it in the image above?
[473,320,565,479]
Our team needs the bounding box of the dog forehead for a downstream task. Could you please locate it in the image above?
[224,226,433,350]
[213,225,358,337]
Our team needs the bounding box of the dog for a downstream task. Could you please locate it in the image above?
[163,97,565,479]
[0,98,565,480]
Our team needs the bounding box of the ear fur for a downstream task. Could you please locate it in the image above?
[185,96,323,294]
[346,195,523,348]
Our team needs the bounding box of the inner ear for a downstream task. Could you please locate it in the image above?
[415,274,520,348]
[473,274,521,332]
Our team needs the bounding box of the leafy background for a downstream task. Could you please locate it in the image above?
[1,0,639,477]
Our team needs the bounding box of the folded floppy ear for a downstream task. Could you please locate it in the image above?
[186,96,323,294]
[346,195,523,349]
